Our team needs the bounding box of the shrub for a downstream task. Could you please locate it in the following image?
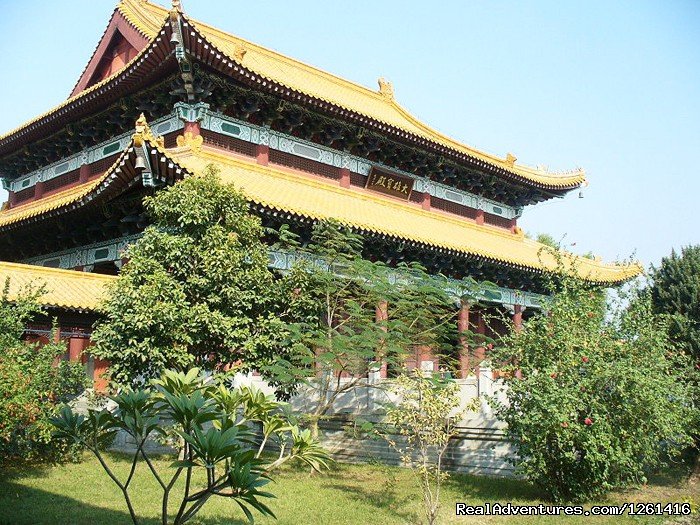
[0,283,88,464]
[489,266,694,502]
[273,220,477,439]
[650,245,700,362]
[650,246,700,438]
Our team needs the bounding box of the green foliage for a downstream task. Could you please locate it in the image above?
[266,221,475,437]
[530,234,595,259]
[91,167,304,389]
[51,368,330,525]
[382,370,479,525]
[489,260,694,502]
[651,245,700,363]
[0,282,88,464]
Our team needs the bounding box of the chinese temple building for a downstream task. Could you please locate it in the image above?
[0,0,641,390]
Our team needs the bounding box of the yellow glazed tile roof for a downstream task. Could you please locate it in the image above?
[0,261,114,310]
[76,0,584,190]
[138,0,586,188]
[0,126,639,284]
[0,179,105,229]
[171,146,640,284]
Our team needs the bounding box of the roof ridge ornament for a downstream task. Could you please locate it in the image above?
[377,78,394,101]
[176,131,203,153]
[505,153,517,167]
[172,0,183,13]
[233,43,247,63]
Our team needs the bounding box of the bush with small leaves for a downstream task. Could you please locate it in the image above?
[489,257,694,502]
[90,168,308,394]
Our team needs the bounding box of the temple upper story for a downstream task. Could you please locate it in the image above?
[0,0,641,296]
[0,0,583,201]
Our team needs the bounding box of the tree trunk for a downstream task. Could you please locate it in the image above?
[309,417,320,441]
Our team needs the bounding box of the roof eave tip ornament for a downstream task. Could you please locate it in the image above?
[577,178,589,199]
[134,113,146,146]
[377,78,394,101]
[133,114,163,187]
[133,113,156,146]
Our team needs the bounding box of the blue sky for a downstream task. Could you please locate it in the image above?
[1,0,698,270]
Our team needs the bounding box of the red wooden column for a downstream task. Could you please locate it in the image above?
[510,219,518,234]
[458,300,471,378]
[184,120,201,136]
[93,357,110,392]
[34,181,45,200]
[339,167,351,188]
[474,308,487,367]
[48,327,64,366]
[175,102,208,144]
[256,144,269,166]
[475,210,485,225]
[421,192,431,211]
[513,305,524,379]
[8,191,16,207]
[375,300,388,378]
[68,336,90,363]
[513,304,523,332]
[79,162,90,184]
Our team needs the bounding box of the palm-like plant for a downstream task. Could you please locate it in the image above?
[51,368,331,525]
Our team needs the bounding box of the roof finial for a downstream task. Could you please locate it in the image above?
[505,153,517,166]
[377,78,394,101]
[172,0,183,12]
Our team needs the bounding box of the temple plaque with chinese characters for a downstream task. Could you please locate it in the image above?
[366,167,414,200]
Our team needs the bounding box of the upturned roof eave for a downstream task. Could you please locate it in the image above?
[0,16,174,159]
[0,129,187,232]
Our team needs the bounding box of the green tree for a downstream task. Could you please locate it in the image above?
[91,167,305,388]
[52,368,330,525]
[535,232,559,249]
[267,221,475,439]
[650,246,700,364]
[530,233,595,259]
[489,260,694,502]
[0,280,88,464]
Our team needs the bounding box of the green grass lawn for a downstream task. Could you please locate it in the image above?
[0,452,697,525]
